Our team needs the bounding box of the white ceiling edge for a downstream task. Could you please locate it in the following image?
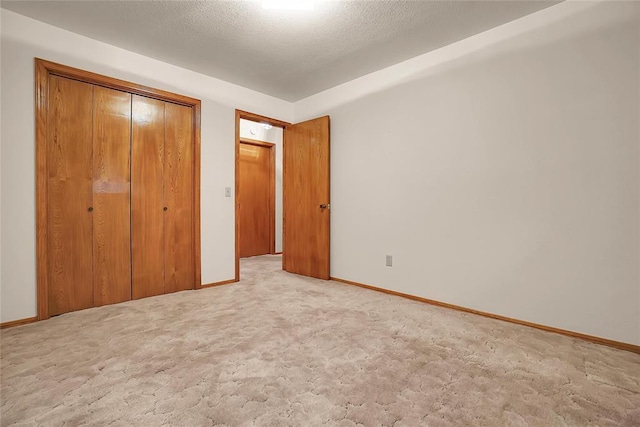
[0,8,295,122]
[292,0,613,122]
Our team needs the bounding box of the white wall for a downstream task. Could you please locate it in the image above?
[0,9,293,322]
[296,1,640,345]
[239,119,284,253]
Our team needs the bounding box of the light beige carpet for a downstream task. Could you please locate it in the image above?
[1,255,639,426]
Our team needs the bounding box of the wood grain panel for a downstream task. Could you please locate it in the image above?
[239,142,273,257]
[239,139,276,257]
[283,116,330,279]
[164,102,194,293]
[92,87,132,306]
[132,95,165,299]
[47,75,94,316]
[35,59,50,320]
[192,102,202,289]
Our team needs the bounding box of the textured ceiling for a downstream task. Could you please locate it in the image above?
[1,1,559,101]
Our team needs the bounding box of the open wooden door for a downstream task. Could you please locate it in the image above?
[283,116,330,279]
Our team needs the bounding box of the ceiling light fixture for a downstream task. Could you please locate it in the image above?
[262,0,314,11]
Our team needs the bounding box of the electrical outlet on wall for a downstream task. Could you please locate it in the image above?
[386,255,393,267]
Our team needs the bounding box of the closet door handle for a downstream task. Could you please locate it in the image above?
[87,207,93,212]
[163,207,168,211]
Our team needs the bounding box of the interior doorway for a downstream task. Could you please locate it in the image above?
[235,111,289,280]
[235,110,331,281]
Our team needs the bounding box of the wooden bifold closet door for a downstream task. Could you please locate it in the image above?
[47,76,95,315]
[39,60,199,319]
[163,102,195,294]
[47,77,132,316]
[131,96,194,299]
[131,96,165,299]
[93,86,133,307]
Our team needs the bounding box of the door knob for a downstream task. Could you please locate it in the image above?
[320,204,330,210]
[163,207,168,211]
[87,207,93,212]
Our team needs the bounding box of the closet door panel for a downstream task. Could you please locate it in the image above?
[92,87,132,306]
[131,95,165,299]
[164,103,194,293]
[47,76,94,316]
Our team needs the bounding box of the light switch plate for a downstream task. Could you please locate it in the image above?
[225,187,231,197]
[386,255,393,267]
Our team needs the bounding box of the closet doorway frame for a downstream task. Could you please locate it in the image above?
[35,58,202,320]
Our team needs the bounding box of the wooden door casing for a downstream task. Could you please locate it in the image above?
[92,86,132,306]
[46,76,95,316]
[164,102,195,293]
[238,140,275,258]
[131,95,166,299]
[283,116,330,280]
